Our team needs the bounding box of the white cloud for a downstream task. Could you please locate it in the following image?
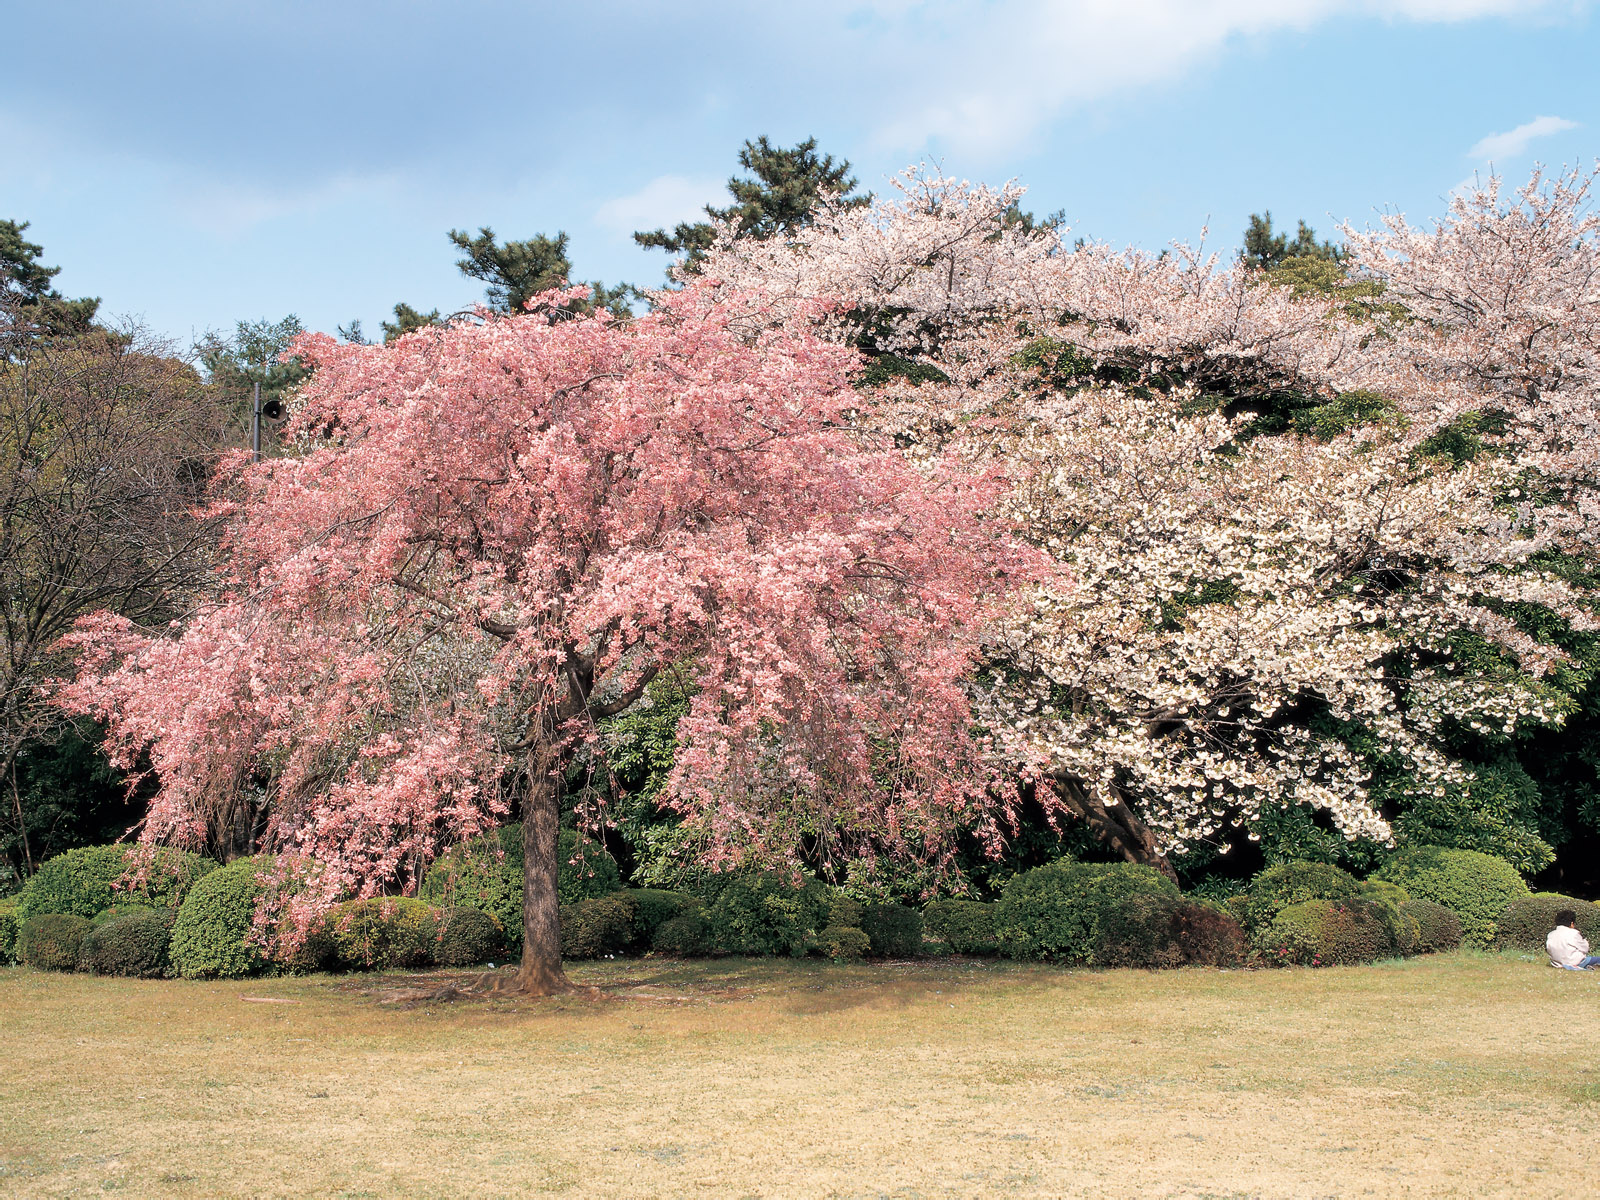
[594,174,724,237]
[852,0,1582,160]
[1467,115,1581,161]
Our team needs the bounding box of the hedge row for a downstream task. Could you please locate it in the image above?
[1,839,1565,976]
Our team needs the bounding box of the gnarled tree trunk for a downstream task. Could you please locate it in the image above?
[1050,771,1179,884]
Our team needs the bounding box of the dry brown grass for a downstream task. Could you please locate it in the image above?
[1,951,1598,1197]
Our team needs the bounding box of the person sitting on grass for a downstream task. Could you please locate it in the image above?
[1546,910,1600,971]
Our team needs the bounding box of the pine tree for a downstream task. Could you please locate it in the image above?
[0,219,100,337]
[447,227,631,317]
[635,136,870,272]
[1240,211,1341,270]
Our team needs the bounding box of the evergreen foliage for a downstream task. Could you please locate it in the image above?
[993,861,1180,962]
[79,908,172,977]
[17,912,90,970]
[435,906,501,967]
[635,136,868,272]
[168,856,274,979]
[1494,892,1600,951]
[17,845,216,921]
[922,899,999,954]
[0,218,99,336]
[1376,846,1528,947]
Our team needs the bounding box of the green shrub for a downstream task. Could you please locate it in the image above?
[79,909,172,978]
[561,894,635,959]
[329,897,439,971]
[18,913,90,971]
[420,825,621,951]
[1356,879,1410,906]
[651,910,712,956]
[17,845,217,920]
[827,896,865,929]
[818,924,870,959]
[1169,901,1248,968]
[168,856,275,979]
[1494,893,1600,952]
[0,896,20,965]
[1402,899,1464,953]
[860,903,922,958]
[1254,899,1399,967]
[1244,861,1360,932]
[1094,893,1187,968]
[625,890,700,950]
[1092,895,1246,969]
[994,861,1180,963]
[923,899,998,955]
[706,872,832,958]
[436,907,502,966]
[1376,845,1528,947]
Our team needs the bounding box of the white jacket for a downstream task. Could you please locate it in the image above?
[1547,924,1591,968]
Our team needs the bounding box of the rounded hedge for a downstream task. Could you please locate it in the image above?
[994,861,1179,963]
[79,909,172,978]
[17,845,218,921]
[168,856,275,979]
[1254,899,1399,967]
[18,913,91,970]
[420,825,621,951]
[923,899,998,955]
[706,871,832,958]
[329,897,439,971]
[652,910,712,956]
[1092,895,1246,969]
[1494,893,1600,952]
[818,924,870,959]
[1244,861,1360,932]
[436,906,501,967]
[860,903,922,958]
[561,894,635,959]
[0,896,20,965]
[625,890,700,950]
[1376,846,1528,948]
[1402,899,1463,954]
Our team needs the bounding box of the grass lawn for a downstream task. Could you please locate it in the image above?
[1,951,1598,1198]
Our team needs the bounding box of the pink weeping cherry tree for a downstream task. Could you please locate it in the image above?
[58,285,1036,994]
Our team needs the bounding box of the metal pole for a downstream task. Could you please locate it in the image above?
[252,380,261,463]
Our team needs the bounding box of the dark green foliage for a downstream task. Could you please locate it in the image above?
[1240,212,1340,271]
[420,824,621,951]
[1253,899,1399,966]
[380,302,441,343]
[1415,411,1491,466]
[168,856,274,979]
[651,910,712,956]
[17,844,217,920]
[1290,390,1396,439]
[0,896,18,963]
[1494,893,1600,952]
[328,898,439,971]
[818,925,870,959]
[922,899,999,955]
[1093,895,1247,969]
[1392,753,1555,875]
[624,890,700,949]
[18,913,90,970]
[859,903,922,958]
[194,315,310,435]
[560,894,635,960]
[635,136,869,272]
[1,218,99,336]
[1244,861,1360,932]
[447,227,630,317]
[1376,845,1528,947]
[855,354,950,391]
[705,871,832,957]
[79,908,172,977]
[1401,900,1464,953]
[993,861,1180,963]
[435,906,501,967]
[827,895,865,929]
[2,722,148,883]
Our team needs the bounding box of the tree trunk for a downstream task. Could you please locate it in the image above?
[512,745,572,995]
[1050,771,1179,885]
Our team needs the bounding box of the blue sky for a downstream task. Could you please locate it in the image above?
[4,1,1597,345]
